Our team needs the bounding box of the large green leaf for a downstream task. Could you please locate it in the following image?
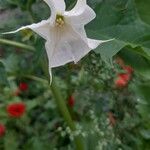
[87,0,150,62]
[135,0,150,25]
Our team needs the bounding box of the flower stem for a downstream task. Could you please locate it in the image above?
[0,38,35,52]
[50,78,84,150]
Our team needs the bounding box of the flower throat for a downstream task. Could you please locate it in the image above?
[55,14,65,27]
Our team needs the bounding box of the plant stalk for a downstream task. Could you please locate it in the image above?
[0,38,35,52]
[50,78,84,150]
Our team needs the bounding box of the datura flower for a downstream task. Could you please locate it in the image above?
[4,0,111,80]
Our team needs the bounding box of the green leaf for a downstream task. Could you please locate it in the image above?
[135,0,150,25]
[23,137,55,150]
[134,83,150,119]
[119,47,150,79]
[94,39,126,63]
[31,138,44,150]
[4,131,18,150]
[87,0,150,62]
[140,130,150,139]
[1,54,19,73]
[135,83,150,103]
[26,99,39,110]
[0,62,8,87]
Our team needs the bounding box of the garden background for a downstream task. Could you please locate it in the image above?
[0,0,150,150]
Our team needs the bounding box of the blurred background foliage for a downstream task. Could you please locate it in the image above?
[0,0,150,149]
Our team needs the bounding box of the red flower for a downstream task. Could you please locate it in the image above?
[115,77,128,88]
[0,124,5,137]
[68,96,75,107]
[116,57,134,74]
[118,73,131,82]
[7,103,26,118]
[115,73,130,88]
[19,82,28,91]
[115,63,134,88]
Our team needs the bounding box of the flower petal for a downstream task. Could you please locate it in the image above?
[43,0,66,25]
[45,40,54,83]
[65,5,96,25]
[45,24,88,67]
[71,25,114,49]
[50,41,73,67]
[87,38,114,49]
[61,25,113,63]
[3,20,50,40]
[61,25,90,63]
[66,0,86,16]
[69,38,90,63]
[70,38,113,63]
[43,0,66,13]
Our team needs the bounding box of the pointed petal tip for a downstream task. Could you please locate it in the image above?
[1,26,28,35]
[87,38,114,50]
[101,38,115,43]
[2,31,17,35]
[43,0,66,12]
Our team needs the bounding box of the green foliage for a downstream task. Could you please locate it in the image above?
[87,0,150,65]
[0,62,8,87]
[0,0,150,149]
[6,0,36,11]
[135,0,150,25]
[4,132,18,150]
[0,0,9,9]
[119,47,150,79]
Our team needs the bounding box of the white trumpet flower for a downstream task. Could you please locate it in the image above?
[4,0,112,79]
